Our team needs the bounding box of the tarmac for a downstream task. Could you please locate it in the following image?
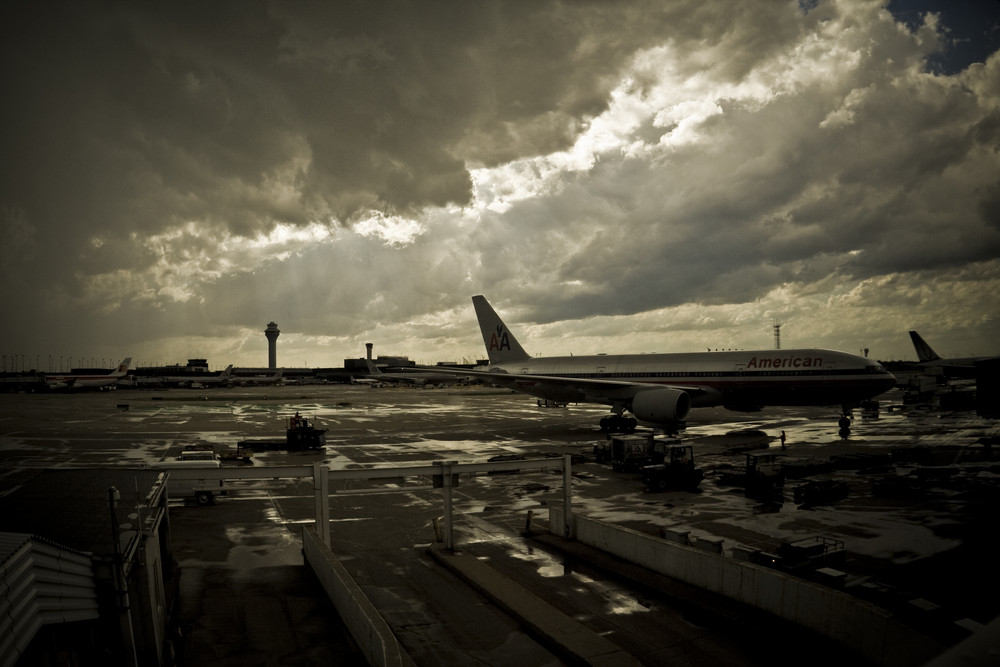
[426,543,641,666]
[425,533,867,667]
[167,491,360,666]
[2,384,999,665]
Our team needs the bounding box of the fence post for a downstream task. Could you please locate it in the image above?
[314,462,330,547]
[563,454,574,538]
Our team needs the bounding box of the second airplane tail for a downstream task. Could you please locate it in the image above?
[909,331,942,363]
[472,295,531,365]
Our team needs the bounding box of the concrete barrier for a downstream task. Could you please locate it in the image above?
[549,507,942,667]
[301,527,414,667]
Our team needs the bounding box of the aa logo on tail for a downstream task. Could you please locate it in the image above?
[489,325,511,352]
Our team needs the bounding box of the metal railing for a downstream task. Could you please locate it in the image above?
[158,455,574,549]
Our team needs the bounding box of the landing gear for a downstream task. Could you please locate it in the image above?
[838,406,853,439]
[600,403,638,433]
[599,414,637,432]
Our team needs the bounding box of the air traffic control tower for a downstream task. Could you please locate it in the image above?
[265,322,280,369]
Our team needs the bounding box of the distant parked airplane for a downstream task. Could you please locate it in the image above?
[197,364,235,386]
[231,369,283,386]
[364,346,469,386]
[46,358,132,390]
[426,296,896,431]
[908,331,996,379]
[137,364,234,388]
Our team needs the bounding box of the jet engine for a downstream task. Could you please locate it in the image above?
[630,388,691,425]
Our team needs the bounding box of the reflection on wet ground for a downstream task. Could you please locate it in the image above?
[2,384,998,662]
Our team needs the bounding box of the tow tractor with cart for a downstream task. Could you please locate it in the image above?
[238,415,327,451]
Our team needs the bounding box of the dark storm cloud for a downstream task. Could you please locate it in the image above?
[1,2,679,294]
[2,0,998,365]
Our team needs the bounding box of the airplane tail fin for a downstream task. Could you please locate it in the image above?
[472,295,531,365]
[909,331,941,363]
[364,358,383,376]
[221,364,233,378]
[114,358,132,377]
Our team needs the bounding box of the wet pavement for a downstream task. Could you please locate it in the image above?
[167,490,360,666]
[2,384,998,664]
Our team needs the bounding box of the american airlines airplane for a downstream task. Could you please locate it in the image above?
[439,296,896,431]
[46,358,132,390]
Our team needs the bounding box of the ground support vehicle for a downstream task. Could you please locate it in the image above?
[239,416,327,451]
[150,459,228,505]
[718,452,785,500]
[594,433,681,472]
[641,444,703,491]
[776,536,846,570]
[216,443,254,464]
[181,443,254,464]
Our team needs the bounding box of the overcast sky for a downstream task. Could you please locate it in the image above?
[3,0,999,372]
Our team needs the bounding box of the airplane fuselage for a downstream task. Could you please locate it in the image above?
[45,375,121,389]
[488,348,894,410]
[140,376,228,387]
[45,358,132,390]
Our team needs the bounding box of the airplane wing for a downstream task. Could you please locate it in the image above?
[415,365,720,404]
[416,365,705,426]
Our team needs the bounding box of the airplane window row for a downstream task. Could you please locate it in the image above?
[546,369,871,379]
